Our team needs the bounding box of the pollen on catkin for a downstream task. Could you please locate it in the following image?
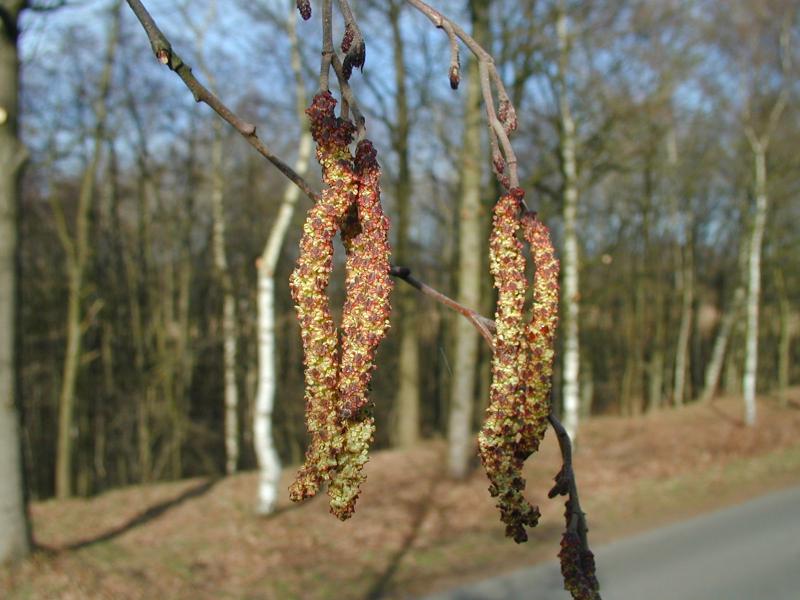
[288,92,359,502]
[329,140,393,520]
[478,187,560,544]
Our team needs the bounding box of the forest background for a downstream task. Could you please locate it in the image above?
[10,0,799,512]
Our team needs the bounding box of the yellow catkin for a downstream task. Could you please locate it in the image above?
[479,188,560,543]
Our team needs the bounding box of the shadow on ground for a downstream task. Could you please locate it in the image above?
[44,478,222,552]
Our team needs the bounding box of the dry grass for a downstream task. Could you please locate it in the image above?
[3,389,800,600]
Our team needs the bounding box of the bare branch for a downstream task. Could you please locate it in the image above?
[548,410,600,599]
[319,0,334,92]
[391,261,599,599]
[331,53,366,138]
[336,0,365,80]
[390,266,495,350]
[124,0,318,202]
[405,0,520,190]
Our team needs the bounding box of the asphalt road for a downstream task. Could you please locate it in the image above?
[421,485,800,600]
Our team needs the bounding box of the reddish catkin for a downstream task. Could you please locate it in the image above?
[559,527,600,600]
[328,140,393,520]
[479,188,560,544]
[478,188,540,543]
[296,0,311,21]
[288,93,359,502]
[517,211,560,461]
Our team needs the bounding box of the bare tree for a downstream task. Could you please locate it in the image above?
[446,0,488,480]
[53,1,121,498]
[0,0,31,564]
[739,11,791,426]
[556,0,581,439]
[253,0,312,515]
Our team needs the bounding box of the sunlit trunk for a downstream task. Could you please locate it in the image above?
[0,0,31,563]
[742,144,767,426]
[55,5,120,498]
[389,0,421,448]
[447,0,486,479]
[253,4,312,513]
[557,4,580,439]
[209,119,240,475]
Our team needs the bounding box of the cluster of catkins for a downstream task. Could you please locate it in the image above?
[288,92,393,520]
[477,187,560,544]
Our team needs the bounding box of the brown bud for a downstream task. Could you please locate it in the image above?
[297,0,312,20]
[449,64,460,90]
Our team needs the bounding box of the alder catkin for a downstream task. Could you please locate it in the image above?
[479,188,560,544]
[289,94,393,520]
[329,140,393,520]
[517,211,559,461]
[478,188,540,543]
[289,92,359,502]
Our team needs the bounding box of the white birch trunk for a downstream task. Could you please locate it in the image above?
[253,4,312,513]
[673,244,693,407]
[557,6,580,440]
[0,0,30,561]
[742,143,767,426]
[700,287,745,403]
[210,121,240,475]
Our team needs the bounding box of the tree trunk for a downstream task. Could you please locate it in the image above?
[447,0,487,480]
[557,4,580,439]
[668,126,693,408]
[55,3,120,498]
[0,0,31,563]
[742,142,767,426]
[209,118,240,475]
[253,3,312,513]
[389,0,420,448]
[775,269,792,407]
[673,241,693,407]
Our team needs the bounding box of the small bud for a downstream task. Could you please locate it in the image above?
[342,39,366,81]
[156,49,170,65]
[297,0,312,20]
[341,24,355,53]
[449,65,460,90]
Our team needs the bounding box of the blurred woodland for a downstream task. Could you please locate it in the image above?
[9,0,799,507]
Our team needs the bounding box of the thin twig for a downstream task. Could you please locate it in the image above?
[319,0,334,92]
[331,54,366,138]
[391,261,597,598]
[390,266,495,350]
[547,412,589,547]
[336,0,366,79]
[405,0,520,190]
[125,0,318,202]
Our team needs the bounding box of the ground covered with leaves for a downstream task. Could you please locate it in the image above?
[4,390,800,600]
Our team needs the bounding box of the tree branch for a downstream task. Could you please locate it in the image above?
[124,0,318,202]
[405,0,520,191]
[390,262,598,598]
[390,265,495,350]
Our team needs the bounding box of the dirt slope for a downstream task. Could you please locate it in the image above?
[3,390,800,600]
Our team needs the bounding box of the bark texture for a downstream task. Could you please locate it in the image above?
[254,4,311,514]
[557,4,580,440]
[742,143,767,426]
[0,0,31,563]
[55,3,120,498]
[447,0,487,480]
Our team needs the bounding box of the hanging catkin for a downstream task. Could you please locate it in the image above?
[328,140,393,520]
[289,92,360,502]
[478,188,559,543]
[290,93,393,520]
